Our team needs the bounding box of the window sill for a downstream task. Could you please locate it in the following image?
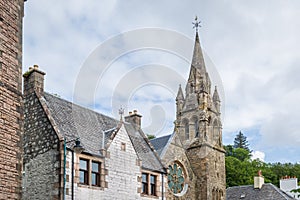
[78,184,103,190]
[140,194,159,199]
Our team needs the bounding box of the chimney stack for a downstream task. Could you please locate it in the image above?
[125,110,142,130]
[23,65,46,97]
[254,170,264,189]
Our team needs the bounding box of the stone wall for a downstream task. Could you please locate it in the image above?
[162,134,196,200]
[0,0,24,199]
[23,91,60,199]
[22,149,60,200]
[73,124,164,200]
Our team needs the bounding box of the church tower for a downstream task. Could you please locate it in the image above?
[0,0,25,199]
[175,21,226,199]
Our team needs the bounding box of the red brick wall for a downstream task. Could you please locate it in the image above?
[0,0,24,199]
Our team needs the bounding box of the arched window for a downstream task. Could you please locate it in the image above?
[182,119,189,140]
[185,121,189,140]
[213,119,219,142]
[194,117,199,138]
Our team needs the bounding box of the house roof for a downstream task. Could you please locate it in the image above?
[42,92,165,173]
[226,183,295,200]
[150,134,172,157]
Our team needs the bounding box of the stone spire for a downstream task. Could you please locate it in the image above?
[176,84,184,116]
[213,86,221,114]
[176,84,184,101]
[186,29,212,96]
[191,32,206,73]
[213,86,220,102]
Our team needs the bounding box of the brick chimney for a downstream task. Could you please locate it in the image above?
[254,170,264,189]
[125,110,142,130]
[23,65,46,96]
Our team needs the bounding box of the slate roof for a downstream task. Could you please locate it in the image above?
[42,92,165,173]
[150,134,172,157]
[226,183,295,200]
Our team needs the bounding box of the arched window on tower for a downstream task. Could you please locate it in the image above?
[213,119,219,144]
[194,117,199,137]
[183,119,189,140]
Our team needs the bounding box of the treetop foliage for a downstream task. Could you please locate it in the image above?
[225,132,300,188]
[233,131,250,152]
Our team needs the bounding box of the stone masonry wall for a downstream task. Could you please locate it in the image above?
[162,134,196,200]
[0,0,24,199]
[75,124,141,199]
[23,92,60,199]
[74,124,164,200]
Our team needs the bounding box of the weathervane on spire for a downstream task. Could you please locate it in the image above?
[192,16,201,32]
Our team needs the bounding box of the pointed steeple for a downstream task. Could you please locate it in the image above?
[176,84,185,117]
[213,86,220,102]
[176,84,184,101]
[191,32,206,72]
[213,86,221,114]
[187,19,212,96]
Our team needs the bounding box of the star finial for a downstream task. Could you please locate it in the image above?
[192,15,201,32]
[118,106,124,121]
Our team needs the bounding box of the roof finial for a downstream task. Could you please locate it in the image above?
[192,15,201,32]
[119,106,124,121]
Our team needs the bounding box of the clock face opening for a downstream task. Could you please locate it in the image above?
[168,163,185,194]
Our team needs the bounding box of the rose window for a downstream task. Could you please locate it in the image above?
[168,163,185,194]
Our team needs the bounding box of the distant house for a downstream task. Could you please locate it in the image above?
[280,176,300,199]
[226,172,295,200]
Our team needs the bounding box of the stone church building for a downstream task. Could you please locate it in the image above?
[0,0,226,199]
[21,29,226,199]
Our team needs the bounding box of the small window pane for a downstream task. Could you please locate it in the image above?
[80,171,87,184]
[150,175,155,184]
[142,173,147,182]
[80,159,87,170]
[150,175,156,195]
[79,159,88,184]
[92,173,97,185]
[92,162,99,172]
[142,173,148,194]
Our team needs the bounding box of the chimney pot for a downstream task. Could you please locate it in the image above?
[125,110,142,130]
[23,66,46,96]
[254,170,264,189]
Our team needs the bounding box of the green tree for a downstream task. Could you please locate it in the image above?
[147,134,156,140]
[233,148,251,161]
[233,131,250,151]
[224,145,234,157]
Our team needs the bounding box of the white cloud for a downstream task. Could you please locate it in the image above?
[252,151,265,162]
[23,0,300,162]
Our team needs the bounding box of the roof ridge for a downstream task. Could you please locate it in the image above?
[150,134,172,141]
[160,133,175,158]
[268,183,294,199]
[227,185,253,189]
[44,92,118,122]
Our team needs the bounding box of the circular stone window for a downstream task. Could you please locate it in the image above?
[167,163,187,196]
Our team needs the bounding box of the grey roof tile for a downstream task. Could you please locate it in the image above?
[226,183,295,200]
[43,92,164,172]
[124,123,165,173]
[150,134,172,156]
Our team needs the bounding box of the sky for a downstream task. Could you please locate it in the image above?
[23,0,300,163]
